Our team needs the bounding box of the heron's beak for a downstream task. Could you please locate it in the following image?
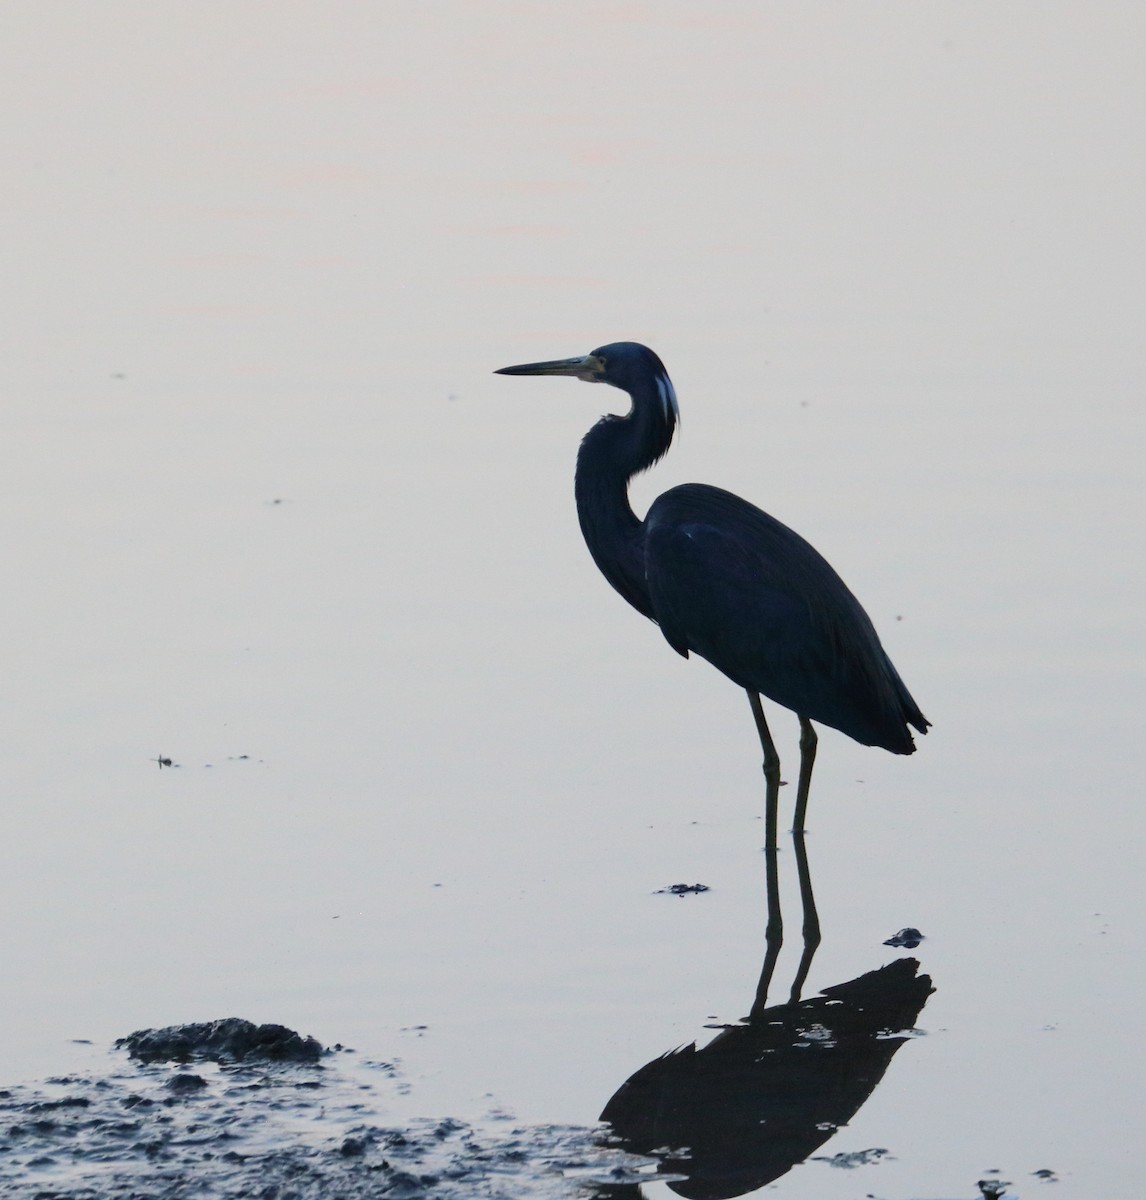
[494,354,604,381]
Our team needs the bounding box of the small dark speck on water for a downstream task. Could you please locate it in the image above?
[656,883,711,897]
[884,927,924,949]
[154,755,177,769]
[1033,1168,1058,1181]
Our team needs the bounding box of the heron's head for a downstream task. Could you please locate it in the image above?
[495,341,678,423]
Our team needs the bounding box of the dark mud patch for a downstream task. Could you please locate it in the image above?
[0,1023,657,1199]
[117,1018,324,1065]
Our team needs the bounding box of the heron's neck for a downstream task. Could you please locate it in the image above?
[574,402,671,620]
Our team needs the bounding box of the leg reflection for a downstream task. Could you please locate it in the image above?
[789,717,822,1002]
[787,824,823,1003]
[747,691,782,1017]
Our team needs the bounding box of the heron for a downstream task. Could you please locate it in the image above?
[495,341,928,959]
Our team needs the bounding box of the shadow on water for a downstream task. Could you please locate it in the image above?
[595,800,935,1199]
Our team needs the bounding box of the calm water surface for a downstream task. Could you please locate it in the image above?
[1,4,1143,1197]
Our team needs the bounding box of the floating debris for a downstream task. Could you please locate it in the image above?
[655,883,711,897]
[884,926,924,948]
[812,1146,891,1168]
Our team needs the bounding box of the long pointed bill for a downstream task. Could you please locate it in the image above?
[494,354,603,381]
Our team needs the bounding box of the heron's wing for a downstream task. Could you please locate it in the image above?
[644,484,921,748]
[645,488,852,680]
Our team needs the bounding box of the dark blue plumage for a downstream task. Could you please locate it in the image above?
[644,484,925,752]
[496,340,928,765]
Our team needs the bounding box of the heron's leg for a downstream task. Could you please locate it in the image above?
[789,717,821,1002]
[748,691,782,868]
[748,691,783,1016]
[793,717,818,834]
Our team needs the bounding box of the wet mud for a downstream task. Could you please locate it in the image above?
[0,1022,653,1199]
[116,1018,325,1066]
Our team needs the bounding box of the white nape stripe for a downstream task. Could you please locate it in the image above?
[655,373,680,422]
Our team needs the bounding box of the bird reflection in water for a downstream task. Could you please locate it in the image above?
[594,777,933,1199]
[596,957,933,1199]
